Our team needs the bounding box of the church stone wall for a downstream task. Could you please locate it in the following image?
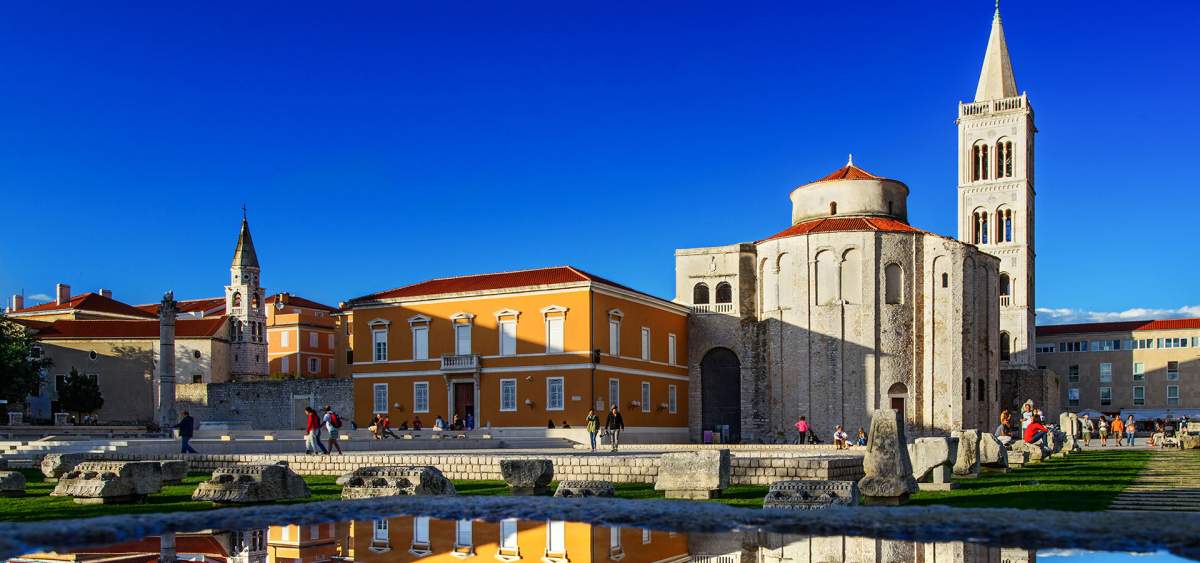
[176,379,354,430]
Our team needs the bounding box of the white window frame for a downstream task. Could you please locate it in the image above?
[667,333,677,365]
[372,382,389,414]
[668,384,677,414]
[281,356,290,374]
[453,519,474,556]
[309,332,318,348]
[499,320,518,357]
[328,357,334,373]
[1133,362,1145,380]
[499,519,520,558]
[412,325,429,360]
[1099,362,1112,383]
[454,323,472,355]
[281,331,290,347]
[1068,387,1080,405]
[1167,385,1181,406]
[1100,386,1112,406]
[372,328,388,363]
[640,327,651,360]
[545,520,567,559]
[608,319,621,356]
[545,316,565,354]
[609,378,619,411]
[641,381,651,413]
[1167,361,1180,381]
[1133,385,1145,406]
[642,528,651,544]
[372,519,389,543]
[410,516,431,556]
[413,382,429,413]
[546,377,565,411]
[609,527,624,560]
[308,357,319,373]
[328,334,334,349]
[500,379,517,412]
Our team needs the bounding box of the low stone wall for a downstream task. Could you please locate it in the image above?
[176,379,354,430]
[95,451,864,486]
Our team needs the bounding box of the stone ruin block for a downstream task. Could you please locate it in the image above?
[763,480,859,510]
[554,480,615,498]
[856,409,917,505]
[0,471,26,497]
[1011,440,1044,464]
[160,460,190,484]
[50,461,163,504]
[500,459,554,496]
[978,433,1010,471]
[951,429,981,478]
[192,461,310,505]
[41,452,91,481]
[654,449,730,500]
[908,437,958,491]
[337,466,456,499]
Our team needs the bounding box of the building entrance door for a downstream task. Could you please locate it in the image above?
[453,382,474,427]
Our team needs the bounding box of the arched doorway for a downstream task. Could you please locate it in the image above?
[701,347,741,443]
[887,382,908,414]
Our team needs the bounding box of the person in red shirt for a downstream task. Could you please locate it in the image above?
[1023,415,1049,447]
[304,406,327,454]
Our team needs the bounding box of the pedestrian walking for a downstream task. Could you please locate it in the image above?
[794,416,810,444]
[1111,416,1125,447]
[304,406,328,454]
[322,405,344,455]
[1081,415,1094,447]
[585,409,600,452]
[1099,416,1109,446]
[174,410,198,454]
[605,406,625,452]
[1126,415,1136,446]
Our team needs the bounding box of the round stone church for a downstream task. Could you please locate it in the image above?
[675,159,1000,443]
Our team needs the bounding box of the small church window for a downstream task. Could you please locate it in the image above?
[996,139,1014,178]
[971,141,990,181]
[829,202,838,215]
[964,378,972,401]
[693,283,710,305]
[252,294,260,310]
[714,282,732,304]
[978,378,987,402]
[980,213,989,244]
[884,263,903,304]
[1000,332,1011,362]
[941,273,949,288]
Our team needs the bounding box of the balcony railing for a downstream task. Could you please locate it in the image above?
[690,302,735,314]
[959,94,1027,118]
[999,295,1011,307]
[440,354,479,371]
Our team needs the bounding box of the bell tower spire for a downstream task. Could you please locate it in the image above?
[225,210,267,379]
[975,0,1019,101]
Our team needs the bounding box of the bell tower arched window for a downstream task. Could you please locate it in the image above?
[714,282,732,304]
[996,138,1014,178]
[693,283,710,305]
[999,273,1011,306]
[997,209,1013,243]
[1000,331,1011,362]
[971,141,990,181]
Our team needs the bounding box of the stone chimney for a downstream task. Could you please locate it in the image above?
[9,294,23,312]
[99,288,112,299]
[55,283,70,305]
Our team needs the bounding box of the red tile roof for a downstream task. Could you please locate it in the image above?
[759,216,925,242]
[25,317,228,339]
[267,293,337,312]
[9,293,157,319]
[80,536,228,557]
[351,266,654,304]
[136,297,227,316]
[1037,318,1200,336]
[814,163,883,183]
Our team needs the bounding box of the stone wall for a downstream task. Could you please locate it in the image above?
[999,367,1061,421]
[176,379,354,430]
[96,451,864,486]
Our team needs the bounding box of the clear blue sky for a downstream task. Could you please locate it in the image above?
[1,1,1196,323]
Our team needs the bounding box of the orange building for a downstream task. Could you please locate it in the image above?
[266,293,339,378]
[348,266,689,433]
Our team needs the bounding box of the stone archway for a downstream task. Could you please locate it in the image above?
[887,382,909,414]
[701,347,742,443]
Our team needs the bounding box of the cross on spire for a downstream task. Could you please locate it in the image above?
[242,204,247,221]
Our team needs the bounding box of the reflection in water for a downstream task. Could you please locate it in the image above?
[26,515,1194,563]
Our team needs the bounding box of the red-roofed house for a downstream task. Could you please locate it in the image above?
[1034,319,1200,418]
[266,292,338,378]
[346,266,690,437]
[674,158,1005,441]
[6,284,157,321]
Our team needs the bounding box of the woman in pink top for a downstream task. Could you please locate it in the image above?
[794,416,809,444]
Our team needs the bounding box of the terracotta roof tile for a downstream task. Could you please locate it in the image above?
[1036,318,1200,336]
[815,163,883,182]
[351,266,656,304]
[267,293,337,312]
[10,293,157,319]
[759,216,924,242]
[136,297,227,316]
[28,317,228,339]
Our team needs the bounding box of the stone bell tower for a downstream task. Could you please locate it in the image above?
[956,3,1037,370]
[226,210,268,379]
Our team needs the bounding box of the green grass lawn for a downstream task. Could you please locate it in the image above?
[0,450,1154,521]
[908,449,1153,511]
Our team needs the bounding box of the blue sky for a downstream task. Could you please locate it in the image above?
[1,1,1196,323]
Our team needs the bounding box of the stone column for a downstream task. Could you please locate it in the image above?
[156,291,178,431]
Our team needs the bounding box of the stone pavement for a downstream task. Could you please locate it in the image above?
[1109,450,1200,512]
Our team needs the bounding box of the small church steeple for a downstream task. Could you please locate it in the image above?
[975,0,1019,101]
[231,211,260,270]
[225,210,267,379]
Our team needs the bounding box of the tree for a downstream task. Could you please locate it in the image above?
[0,316,50,406]
[57,368,104,418]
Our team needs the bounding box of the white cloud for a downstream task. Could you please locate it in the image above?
[25,293,52,303]
[1037,305,1200,325]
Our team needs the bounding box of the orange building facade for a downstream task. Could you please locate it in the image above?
[348,267,689,432]
[266,293,339,378]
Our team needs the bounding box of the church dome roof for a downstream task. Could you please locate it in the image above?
[788,157,909,225]
[810,162,885,183]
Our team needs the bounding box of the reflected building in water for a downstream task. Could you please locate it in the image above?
[8,516,1037,563]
